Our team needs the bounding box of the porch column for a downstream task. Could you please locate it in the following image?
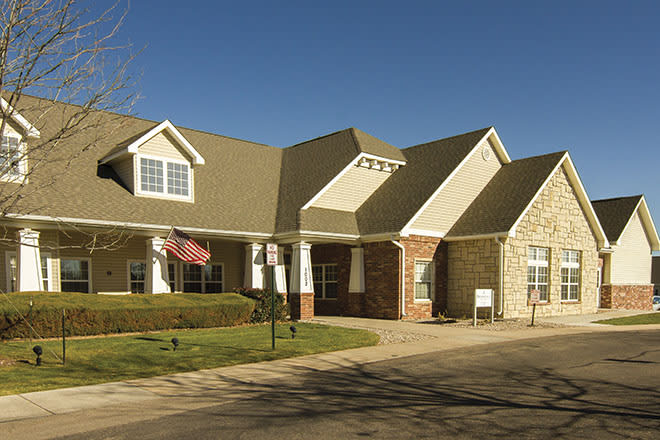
[244,243,265,289]
[290,242,314,320]
[146,237,171,294]
[274,247,288,297]
[16,228,43,291]
[348,247,365,293]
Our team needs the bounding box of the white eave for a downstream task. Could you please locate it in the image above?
[613,196,660,251]
[1,98,40,138]
[99,120,205,165]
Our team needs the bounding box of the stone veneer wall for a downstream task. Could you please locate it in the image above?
[447,239,499,318]
[399,235,446,320]
[311,244,351,316]
[504,167,599,318]
[600,284,653,310]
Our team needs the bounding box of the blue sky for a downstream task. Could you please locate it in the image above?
[108,1,659,236]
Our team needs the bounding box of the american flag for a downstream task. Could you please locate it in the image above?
[163,228,210,265]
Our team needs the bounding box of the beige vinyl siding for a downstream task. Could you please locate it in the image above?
[112,156,135,193]
[610,212,652,284]
[207,240,243,291]
[138,132,190,161]
[411,139,502,233]
[311,165,392,212]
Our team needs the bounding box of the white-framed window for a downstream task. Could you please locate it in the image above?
[60,258,91,293]
[527,246,549,302]
[5,251,52,292]
[182,263,223,293]
[1,135,25,181]
[561,250,580,301]
[414,260,434,301]
[128,261,146,293]
[312,264,338,299]
[137,155,191,200]
[168,262,177,292]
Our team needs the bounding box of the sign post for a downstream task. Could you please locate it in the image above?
[529,289,541,326]
[474,289,494,326]
[266,243,278,350]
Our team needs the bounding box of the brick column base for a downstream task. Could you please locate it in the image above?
[290,292,314,320]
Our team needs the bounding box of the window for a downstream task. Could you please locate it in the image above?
[6,252,52,291]
[414,260,433,300]
[527,247,549,302]
[312,264,338,299]
[561,250,580,301]
[60,258,90,293]
[183,263,223,293]
[1,135,23,179]
[139,156,190,199]
[128,261,146,293]
[168,262,177,292]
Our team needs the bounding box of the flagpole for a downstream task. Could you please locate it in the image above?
[159,226,175,254]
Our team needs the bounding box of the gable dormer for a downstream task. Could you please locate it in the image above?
[1,98,40,183]
[99,120,204,202]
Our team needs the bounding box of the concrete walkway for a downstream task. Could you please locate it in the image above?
[1,310,658,424]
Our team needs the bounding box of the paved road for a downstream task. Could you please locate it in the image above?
[6,330,660,439]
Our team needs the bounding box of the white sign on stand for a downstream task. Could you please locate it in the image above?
[473,288,494,326]
[266,243,278,266]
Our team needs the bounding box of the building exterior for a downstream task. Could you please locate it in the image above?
[0,94,654,320]
[652,256,660,296]
[592,196,660,310]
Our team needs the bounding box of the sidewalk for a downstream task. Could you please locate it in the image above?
[1,310,658,424]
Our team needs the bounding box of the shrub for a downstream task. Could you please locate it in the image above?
[0,292,255,339]
[233,287,288,323]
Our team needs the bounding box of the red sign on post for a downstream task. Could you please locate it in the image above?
[266,243,278,266]
[529,289,541,304]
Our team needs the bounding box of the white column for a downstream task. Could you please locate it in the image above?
[349,247,365,293]
[290,242,313,294]
[244,243,265,289]
[17,228,43,292]
[274,247,288,294]
[146,237,171,294]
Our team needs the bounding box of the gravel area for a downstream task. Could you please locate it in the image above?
[417,318,567,331]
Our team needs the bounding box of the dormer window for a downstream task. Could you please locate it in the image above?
[1,135,24,181]
[138,156,190,198]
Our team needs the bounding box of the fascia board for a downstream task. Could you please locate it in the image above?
[1,98,41,138]
[486,127,512,164]
[620,196,660,251]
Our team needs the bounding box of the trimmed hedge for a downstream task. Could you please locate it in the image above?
[234,287,288,323]
[0,292,255,339]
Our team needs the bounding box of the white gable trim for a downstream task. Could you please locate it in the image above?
[300,152,405,211]
[401,127,511,235]
[508,153,609,249]
[100,120,204,165]
[1,98,40,138]
[616,196,660,251]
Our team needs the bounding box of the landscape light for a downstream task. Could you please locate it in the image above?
[171,337,179,351]
[289,325,297,339]
[33,345,43,366]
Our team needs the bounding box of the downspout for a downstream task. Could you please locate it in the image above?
[390,236,406,318]
[495,237,505,316]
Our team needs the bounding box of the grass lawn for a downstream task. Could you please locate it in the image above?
[0,323,379,396]
[594,313,660,325]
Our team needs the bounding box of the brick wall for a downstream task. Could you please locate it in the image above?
[600,284,653,310]
[363,241,400,319]
[400,235,446,320]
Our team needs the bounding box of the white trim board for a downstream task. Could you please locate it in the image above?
[1,98,40,138]
[613,196,660,251]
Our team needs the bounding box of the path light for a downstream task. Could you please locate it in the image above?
[171,337,179,351]
[33,345,42,366]
[289,325,297,339]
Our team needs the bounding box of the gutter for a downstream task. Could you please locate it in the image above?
[390,236,406,318]
[495,237,505,316]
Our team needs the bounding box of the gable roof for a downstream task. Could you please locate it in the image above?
[1,98,41,137]
[446,151,609,248]
[592,195,660,250]
[99,120,205,165]
[356,127,502,235]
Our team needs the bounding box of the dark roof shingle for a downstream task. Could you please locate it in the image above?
[591,195,643,242]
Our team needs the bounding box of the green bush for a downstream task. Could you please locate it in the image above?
[233,287,288,323]
[0,292,255,339]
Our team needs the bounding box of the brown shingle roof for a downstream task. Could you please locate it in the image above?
[447,151,567,237]
[356,127,493,235]
[591,195,643,242]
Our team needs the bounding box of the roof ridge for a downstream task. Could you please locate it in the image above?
[591,194,644,203]
[507,150,567,163]
[403,126,492,151]
[284,127,353,150]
